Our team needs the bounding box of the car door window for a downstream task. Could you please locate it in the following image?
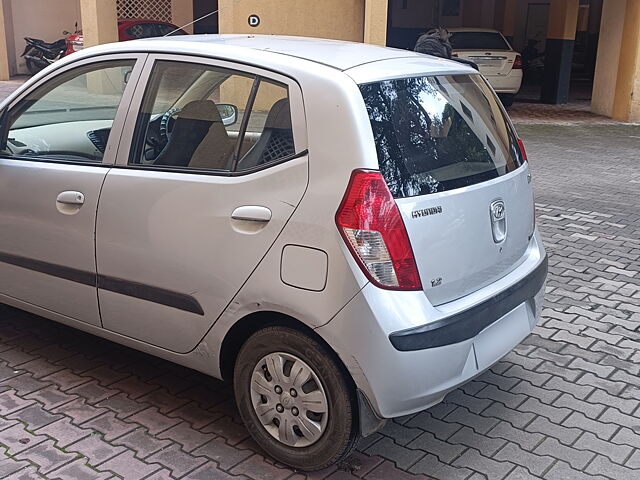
[2,60,135,162]
[129,60,297,173]
[129,60,256,171]
[235,79,295,172]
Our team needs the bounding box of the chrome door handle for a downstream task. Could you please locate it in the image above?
[56,191,85,205]
[231,205,272,222]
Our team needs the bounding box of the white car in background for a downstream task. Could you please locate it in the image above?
[449,28,523,107]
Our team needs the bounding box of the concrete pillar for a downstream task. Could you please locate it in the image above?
[171,0,194,34]
[364,0,388,45]
[541,0,579,104]
[0,0,10,80]
[585,0,603,78]
[79,0,118,49]
[502,0,517,43]
[612,0,640,122]
[591,0,625,118]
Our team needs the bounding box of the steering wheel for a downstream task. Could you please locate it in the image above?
[159,107,182,143]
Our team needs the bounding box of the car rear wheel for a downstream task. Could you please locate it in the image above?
[233,326,359,470]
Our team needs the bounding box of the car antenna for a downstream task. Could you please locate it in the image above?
[164,9,219,36]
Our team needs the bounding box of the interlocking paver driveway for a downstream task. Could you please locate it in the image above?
[0,82,639,480]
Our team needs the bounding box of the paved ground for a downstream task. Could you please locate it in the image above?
[1,79,640,479]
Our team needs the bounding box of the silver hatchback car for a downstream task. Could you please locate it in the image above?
[0,35,547,470]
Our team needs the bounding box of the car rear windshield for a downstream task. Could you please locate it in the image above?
[359,74,524,199]
[450,32,510,50]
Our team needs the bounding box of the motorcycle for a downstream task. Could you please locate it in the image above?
[21,24,80,75]
[21,37,65,74]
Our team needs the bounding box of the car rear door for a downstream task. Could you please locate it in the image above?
[95,54,308,353]
[359,73,534,306]
[0,54,145,326]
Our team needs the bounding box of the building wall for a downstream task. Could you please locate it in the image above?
[591,0,625,117]
[219,0,365,42]
[10,0,80,75]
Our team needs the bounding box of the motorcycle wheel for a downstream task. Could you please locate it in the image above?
[25,51,45,75]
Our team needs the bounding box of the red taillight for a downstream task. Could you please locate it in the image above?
[513,55,522,69]
[336,170,422,291]
[517,138,528,162]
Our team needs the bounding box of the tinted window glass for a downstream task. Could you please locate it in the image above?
[359,75,523,199]
[235,79,295,172]
[130,60,255,171]
[4,60,135,162]
[450,32,510,50]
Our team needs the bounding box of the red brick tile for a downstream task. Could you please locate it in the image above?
[53,398,107,425]
[67,434,126,466]
[138,388,190,414]
[0,423,47,454]
[157,421,216,452]
[148,444,208,477]
[36,418,92,448]
[187,460,252,480]
[68,381,119,404]
[48,458,113,480]
[127,407,181,435]
[98,449,162,480]
[82,366,130,386]
[81,412,137,441]
[110,376,159,399]
[2,373,52,396]
[18,358,65,379]
[15,439,77,474]
[113,427,171,459]
[203,416,250,445]
[26,385,78,409]
[0,390,36,414]
[231,454,294,480]
[95,392,148,419]
[0,348,37,367]
[7,403,62,429]
[42,369,91,391]
[167,401,222,429]
[192,438,253,470]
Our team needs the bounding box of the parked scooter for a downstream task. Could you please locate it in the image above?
[21,37,66,74]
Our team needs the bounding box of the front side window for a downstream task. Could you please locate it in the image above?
[130,60,296,173]
[3,60,135,162]
[360,74,524,199]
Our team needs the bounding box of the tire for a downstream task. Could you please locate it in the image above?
[26,58,44,75]
[499,93,515,108]
[233,326,359,471]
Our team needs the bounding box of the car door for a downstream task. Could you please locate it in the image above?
[96,55,308,352]
[0,54,145,326]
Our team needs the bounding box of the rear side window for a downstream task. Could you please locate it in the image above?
[450,32,511,50]
[359,75,523,199]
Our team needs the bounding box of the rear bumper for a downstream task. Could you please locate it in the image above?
[389,255,547,351]
[317,232,546,419]
[486,69,522,94]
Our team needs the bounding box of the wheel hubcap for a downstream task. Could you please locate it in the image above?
[250,352,329,447]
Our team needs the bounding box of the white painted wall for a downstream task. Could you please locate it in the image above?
[10,0,80,74]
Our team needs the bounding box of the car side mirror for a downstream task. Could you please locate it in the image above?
[217,103,238,126]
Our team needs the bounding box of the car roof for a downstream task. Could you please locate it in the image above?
[84,34,453,72]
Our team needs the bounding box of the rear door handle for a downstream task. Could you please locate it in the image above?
[56,191,85,205]
[231,205,272,222]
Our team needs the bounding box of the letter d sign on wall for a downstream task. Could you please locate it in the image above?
[248,14,260,27]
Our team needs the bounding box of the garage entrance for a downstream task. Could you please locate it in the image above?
[385,0,603,111]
